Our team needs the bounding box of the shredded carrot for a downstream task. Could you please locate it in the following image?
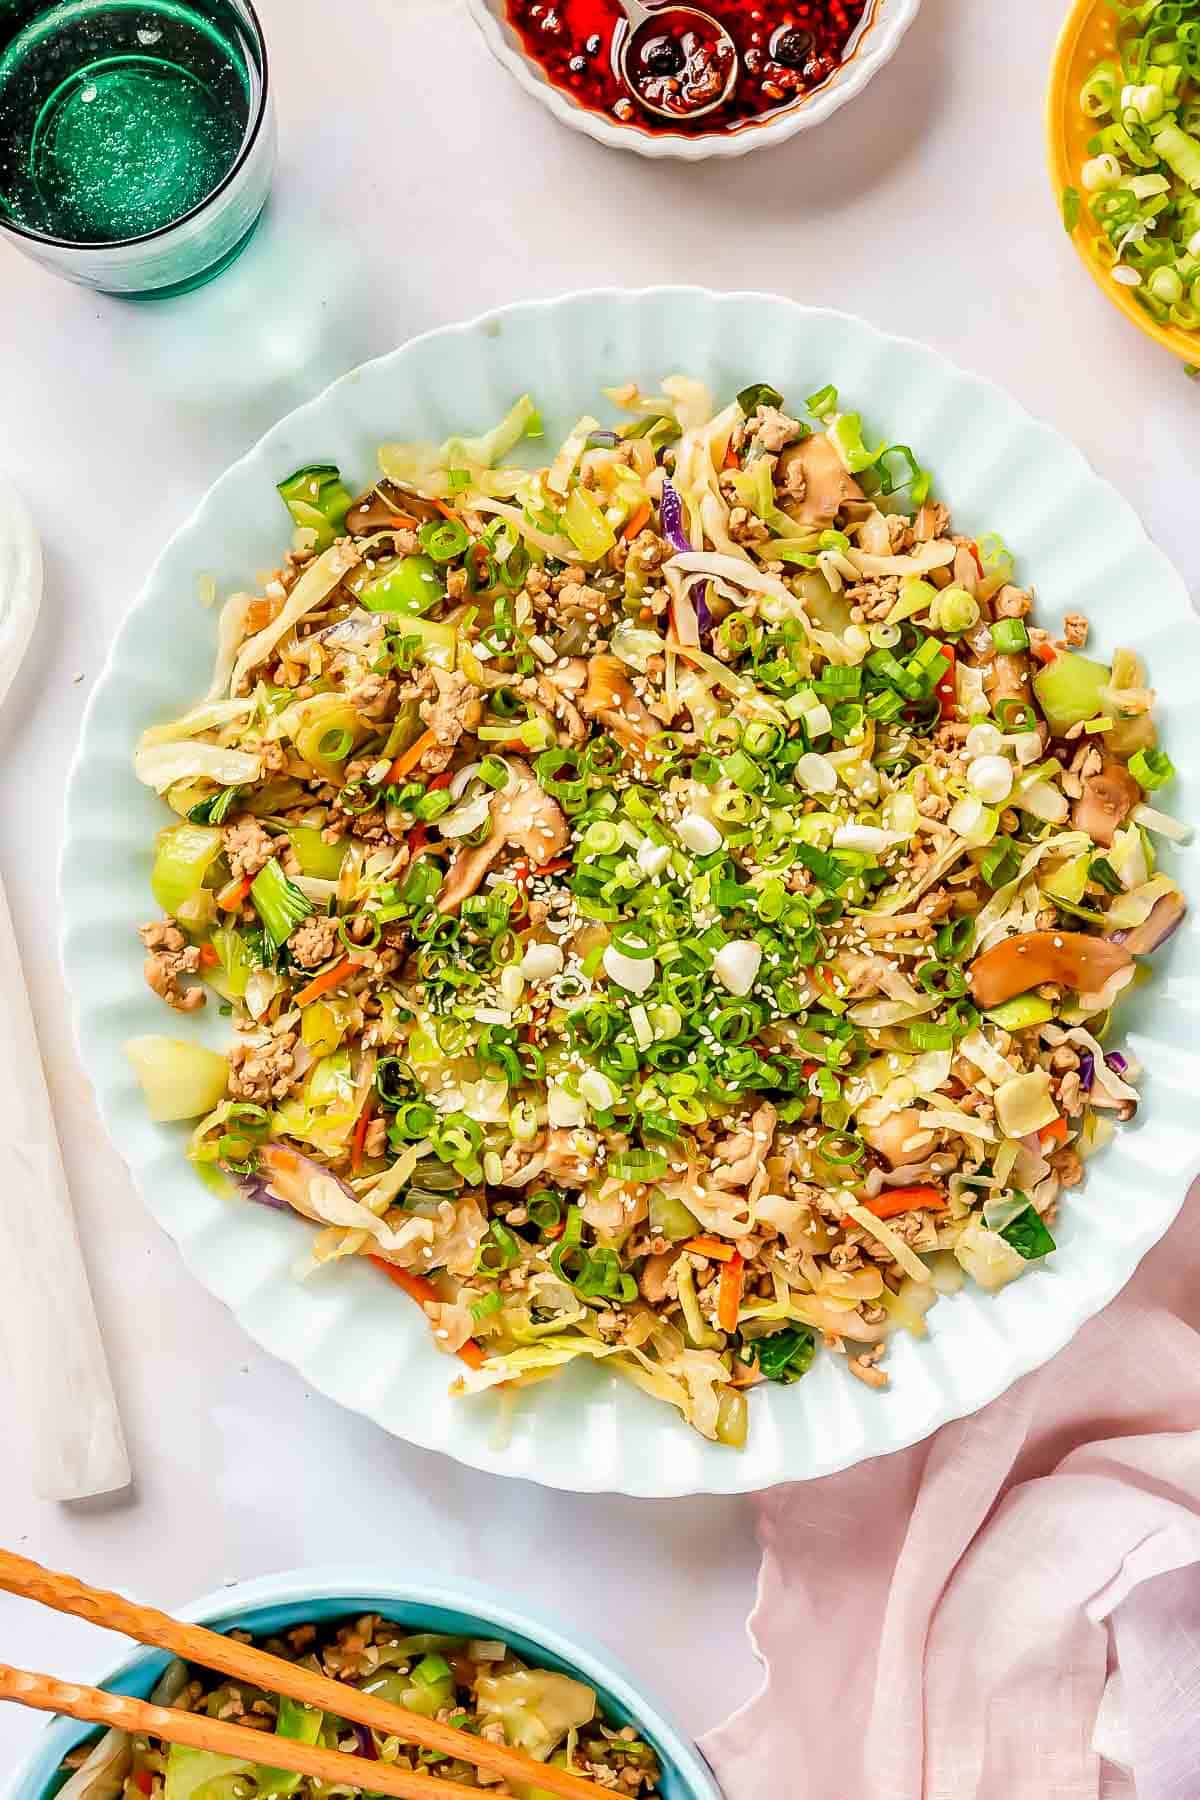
[968,540,985,580]
[842,1186,947,1228]
[294,955,361,1008]
[934,643,957,717]
[244,596,281,633]
[432,498,462,524]
[622,501,651,541]
[723,443,740,469]
[717,1251,745,1333]
[386,728,439,785]
[1032,640,1059,666]
[368,1257,488,1369]
[216,874,251,912]
[198,942,220,968]
[350,1093,376,1176]
[532,856,572,876]
[681,1236,736,1263]
[389,512,420,530]
[1040,1115,1068,1151]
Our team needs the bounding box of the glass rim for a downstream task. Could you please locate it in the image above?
[0,0,270,251]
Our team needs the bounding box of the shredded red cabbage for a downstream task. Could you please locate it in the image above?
[1077,1052,1095,1092]
[352,1725,377,1760]
[659,480,691,554]
[238,1174,291,1212]
[695,579,713,639]
[1106,1051,1128,1076]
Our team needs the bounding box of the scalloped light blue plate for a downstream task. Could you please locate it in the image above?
[60,288,1200,1497]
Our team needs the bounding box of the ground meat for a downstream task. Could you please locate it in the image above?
[886,514,915,553]
[416,666,479,773]
[223,816,280,882]
[546,579,610,626]
[728,505,771,545]
[992,584,1032,619]
[746,404,803,455]
[347,673,396,720]
[288,913,340,969]
[625,529,668,574]
[1063,611,1089,647]
[227,1030,299,1104]
[256,740,289,776]
[1050,1146,1084,1188]
[776,454,806,501]
[138,921,205,1012]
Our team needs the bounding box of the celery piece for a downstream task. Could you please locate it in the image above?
[715,1387,749,1448]
[885,577,938,626]
[250,858,313,947]
[361,553,444,615]
[364,1666,456,1719]
[151,822,223,919]
[125,1037,229,1123]
[982,993,1056,1030]
[649,1189,700,1240]
[395,615,457,672]
[164,1746,253,1800]
[1032,652,1111,732]
[289,825,348,882]
[276,463,352,550]
[257,1698,324,1798]
[563,486,617,562]
[208,925,254,1001]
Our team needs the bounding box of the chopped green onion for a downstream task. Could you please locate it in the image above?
[991,619,1030,654]
[418,517,470,562]
[1130,747,1174,790]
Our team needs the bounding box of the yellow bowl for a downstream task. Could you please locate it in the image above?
[1047,0,1200,364]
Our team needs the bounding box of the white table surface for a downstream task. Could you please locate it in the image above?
[0,0,1195,1779]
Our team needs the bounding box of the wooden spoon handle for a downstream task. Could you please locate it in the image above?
[0,1663,484,1800]
[0,1550,606,1800]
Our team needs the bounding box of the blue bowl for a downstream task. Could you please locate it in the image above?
[8,1567,724,1800]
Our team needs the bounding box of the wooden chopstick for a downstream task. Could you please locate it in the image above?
[0,1551,606,1800]
[0,1662,484,1800]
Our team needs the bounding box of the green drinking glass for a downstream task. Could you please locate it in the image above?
[0,0,273,296]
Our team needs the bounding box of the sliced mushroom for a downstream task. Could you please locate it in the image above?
[345,480,441,535]
[1119,891,1187,955]
[984,651,1033,711]
[579,654,660,746]
[777,433,864,529]
[1072,756,1141,848]
[436,759,568,913]
[968,930,1133,1008]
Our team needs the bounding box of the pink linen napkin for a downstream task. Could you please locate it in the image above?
[701,1185,1200,1800]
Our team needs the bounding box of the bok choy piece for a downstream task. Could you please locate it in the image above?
[251,858,313,948]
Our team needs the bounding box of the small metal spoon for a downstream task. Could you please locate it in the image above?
[614,0,739,122]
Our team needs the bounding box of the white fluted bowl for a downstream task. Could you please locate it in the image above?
[467,0,922,159]
[61,289,1200,1497]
